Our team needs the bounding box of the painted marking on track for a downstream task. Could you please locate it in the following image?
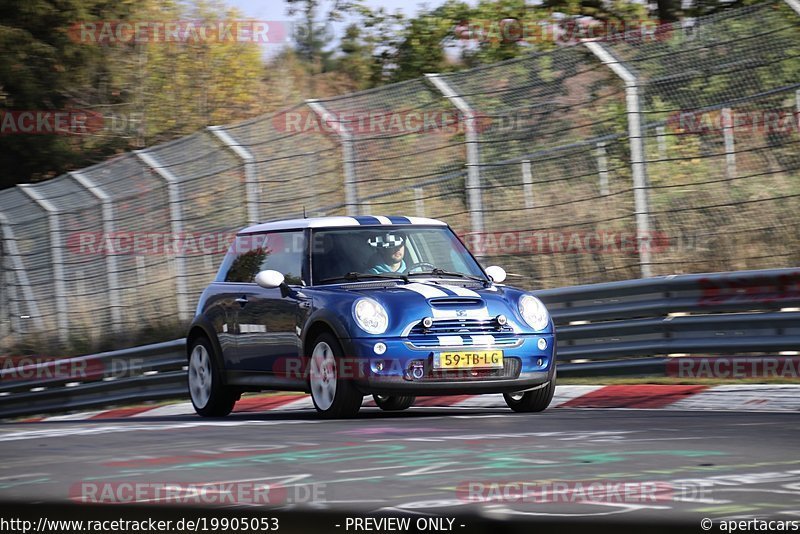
[482,501,672,517]
[43,411,105,421]
[561,385,708,409]
[0,473,49,481]
[90,406,158,419]
[0,420,327,442]
[366,430,634,443]
[132,402,194,417]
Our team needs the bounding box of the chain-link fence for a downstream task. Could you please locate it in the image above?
[2,0,799,351]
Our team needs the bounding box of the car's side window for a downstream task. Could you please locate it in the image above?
[224,231,304,284]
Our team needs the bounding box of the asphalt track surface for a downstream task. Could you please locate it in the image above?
[1,405,798,529]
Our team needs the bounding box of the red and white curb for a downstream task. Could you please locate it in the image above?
[18,384,800,422]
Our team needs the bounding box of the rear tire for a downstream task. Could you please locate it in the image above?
[308,333,363,418]
[188,337,237,417]
[373,395,415,411]
[503,367,556,413]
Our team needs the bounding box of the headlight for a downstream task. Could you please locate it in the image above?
[353,298,389,334]
[519,295,549,331]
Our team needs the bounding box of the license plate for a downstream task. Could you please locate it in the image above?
[434,350,504,369]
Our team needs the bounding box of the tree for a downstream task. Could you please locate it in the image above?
[0,0,267,188]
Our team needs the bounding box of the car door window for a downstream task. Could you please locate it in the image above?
[224,231,304,284]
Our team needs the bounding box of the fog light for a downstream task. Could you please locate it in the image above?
[537,338,547,350]
[422,317,433,329]
[374,342,387,355]
[375,361,384,371]
[537,358,543,367]
[495,314,507,327]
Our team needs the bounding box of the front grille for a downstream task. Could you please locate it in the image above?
[410,318,512,336]
[419,357,521,381]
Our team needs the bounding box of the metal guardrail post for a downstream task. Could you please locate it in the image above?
[17,186,68,342]
[306,100,359,216]
[207,126,260,226]
[595,143,610,196]
[135,150,191,322]
[0,213,44,335]
[583,40,653,278]
[426,74,485,236]
[521,160,535,208]
[70,171,123,333]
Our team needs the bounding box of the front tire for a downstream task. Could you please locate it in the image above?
[309,333,363,418]
[188,337,237,417]
[503,367,556,413]
[373,395,415,411]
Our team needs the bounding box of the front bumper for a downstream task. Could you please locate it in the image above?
[340,334,555,396]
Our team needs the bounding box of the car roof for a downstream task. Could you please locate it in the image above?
[238,216,448,234]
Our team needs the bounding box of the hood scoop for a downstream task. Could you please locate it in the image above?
[428,297,484,308]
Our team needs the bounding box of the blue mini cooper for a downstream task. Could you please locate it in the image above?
[186,216,556,418]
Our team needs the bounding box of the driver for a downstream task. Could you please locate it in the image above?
[367,233,406,274]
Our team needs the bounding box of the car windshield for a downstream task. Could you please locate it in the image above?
[311,226,486,285]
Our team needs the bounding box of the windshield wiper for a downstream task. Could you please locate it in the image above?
[407,268,488,285]
[320,272,409,284]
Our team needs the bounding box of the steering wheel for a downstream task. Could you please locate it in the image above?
[406,262,437,273]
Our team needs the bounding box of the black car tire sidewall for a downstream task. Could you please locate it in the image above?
[503,365,557,413]
[373,395,416,411]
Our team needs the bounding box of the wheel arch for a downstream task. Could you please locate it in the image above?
[186,322,227,374]
[303,320,340,355]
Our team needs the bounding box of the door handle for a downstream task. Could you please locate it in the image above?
[235,296,248,306]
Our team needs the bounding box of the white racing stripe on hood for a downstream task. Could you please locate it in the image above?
[439,284,481,297]
[401,282,448,299]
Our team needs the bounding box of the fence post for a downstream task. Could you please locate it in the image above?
[595,143,610,196]
[584,40,653,278]
[426,74,485,235]
[796,89,800,130]
[722,108,737,179]
[135,150,191,322]
[207,126,260,226]
[0,213,44,336]
[306,100,358,216]
[414,187,425,217]
[655,126,667,160]
[17,186,69,342]
[522,160,535,208]
[70,171,123,333]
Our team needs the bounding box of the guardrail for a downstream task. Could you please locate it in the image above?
[1,268,798,418]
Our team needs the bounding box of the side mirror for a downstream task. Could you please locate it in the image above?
[255,270,285,289]
[485,265,507,283]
